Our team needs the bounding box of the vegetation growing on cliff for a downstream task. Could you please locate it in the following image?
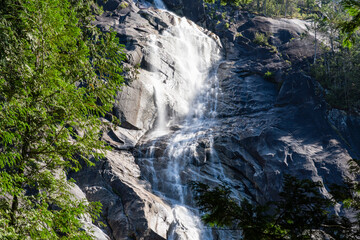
[310,0,360,113]
[204,0,320,18]
[206,0,360,113]
[0,0,125,238]
[192,173,360,239]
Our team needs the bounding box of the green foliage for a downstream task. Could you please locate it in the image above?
[312,41,360,112]
[192,175,351,239]
[204,0,327,19]
[264,71,275,80]
[307,1,360,112]
[119,2,129,9]
[253,32,278,53]
[191,182,241,227]
[330,159,360,239]
[254,32,269,46]
[204,0,251,6]
[0,0,125,238]
[340,0,360,46]
[273,176,335,239]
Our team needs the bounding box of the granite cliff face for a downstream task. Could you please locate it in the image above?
[71,1,360,239]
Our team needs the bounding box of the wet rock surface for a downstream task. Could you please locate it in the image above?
[71,1,360,239]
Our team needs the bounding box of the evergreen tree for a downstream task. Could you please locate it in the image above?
[330,159,360,240]
[340,0,360,45]
[0,0,125,238]
[192,175,349,239]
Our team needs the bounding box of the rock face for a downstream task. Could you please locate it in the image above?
[162,0,206,24]
[72,151,172,240]
[72,1,360,239]
[208,13,357,202]
[113,76,156,131]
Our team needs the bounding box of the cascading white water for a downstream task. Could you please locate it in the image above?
[147,17,222,132]
[147,34,168,133]
[138,7,226,240]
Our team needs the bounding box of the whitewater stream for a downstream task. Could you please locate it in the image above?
[134,1,235,239]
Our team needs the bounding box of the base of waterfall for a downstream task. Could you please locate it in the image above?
[167,205,212,240]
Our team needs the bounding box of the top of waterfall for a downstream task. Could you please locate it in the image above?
[138,0,166,10]
[153,0,166,9]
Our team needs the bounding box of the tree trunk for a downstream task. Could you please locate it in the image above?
[263,0,267,16]
[314,22,317,64]
[10,195,18,226]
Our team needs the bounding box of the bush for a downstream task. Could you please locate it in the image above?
[119,2,129,9]
[253,32,269,46]
[264,71,275,81]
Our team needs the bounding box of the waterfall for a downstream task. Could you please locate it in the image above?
[138,0,166,9]
[137,4,226,239]
[154,0,166,9]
